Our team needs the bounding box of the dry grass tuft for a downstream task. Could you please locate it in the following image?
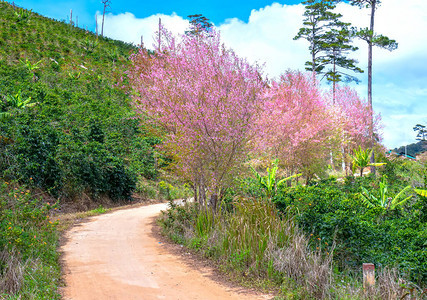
[372,267,403,300]
[269,232,334,299]
[334,267,423,300]
[0,249,24,295]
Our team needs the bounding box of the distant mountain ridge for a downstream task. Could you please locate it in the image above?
[392,141,427,157]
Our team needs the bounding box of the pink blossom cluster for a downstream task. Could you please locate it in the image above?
[127,27,264,192]
[127,26,381,188]
[255,71,334,177]
[330,85,382,150]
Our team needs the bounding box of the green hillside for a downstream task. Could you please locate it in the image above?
[393,141,427,157]
[0,2,164,297]
[0,2,159,201]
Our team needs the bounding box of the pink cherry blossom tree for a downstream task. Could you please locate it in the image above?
[328,85,382,173]
[127,27,265,209]
[255,71,333,181]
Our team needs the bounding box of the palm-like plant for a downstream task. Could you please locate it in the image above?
[0,90,37,121]
[81,37,99,54]
[15,8,32,23]
[350,146,386,176]
[360,175,412,210]
[250,160,301,199]
[414,189,427,197]
[20,58,41,72]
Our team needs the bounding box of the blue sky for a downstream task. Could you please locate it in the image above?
[11,0,427,149]
[13,0,302,27]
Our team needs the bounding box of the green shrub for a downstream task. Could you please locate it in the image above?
[273,177,427,286]
[9,118,63,194]
[158,181,191,200]
[0,181,60,298]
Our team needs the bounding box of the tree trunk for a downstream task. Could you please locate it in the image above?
[95,14,98,37]
[311,23,316,80]
[370,150,375,175]
[341,145,346,174]
[101,5,106,36]
[193,182,198,204]
[158,18,162,51]
[367,0,375,111]
[368,0,376,175]
[209,193,218,213]
[198,177,206,207]
[333,53,336,104]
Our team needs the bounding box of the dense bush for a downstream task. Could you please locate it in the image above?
[273,176,427,286]
[0,181,60,299]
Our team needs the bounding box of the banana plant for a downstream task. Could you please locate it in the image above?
[414,189,427,197]
[350,146,386,176]
[360,175,412,210]
[250,160,301,200]
[20,58,41,72]
[81,37,99,54]
[15,8,32,23]
[0,90,37,121]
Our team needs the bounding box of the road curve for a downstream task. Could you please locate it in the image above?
[61,203,269,300]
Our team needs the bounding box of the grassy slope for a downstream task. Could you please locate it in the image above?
[0,2,149,297]
[0,1,161,200]
[0,2,135,83]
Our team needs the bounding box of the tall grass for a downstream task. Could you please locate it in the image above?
[159,197,415,299]
[160,197,335,298]
[218,198,295,275]
[0,249,23,295]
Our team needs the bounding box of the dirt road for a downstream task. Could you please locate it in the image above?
[61,203,270,300]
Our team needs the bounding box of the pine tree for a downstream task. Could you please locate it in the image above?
[346,0,398,172]
[294,0,340,74]
[295,0,362,96]
[348,0,398,111]
[321,26,363,102]
[414,124,427,141]
[185,14,213,36]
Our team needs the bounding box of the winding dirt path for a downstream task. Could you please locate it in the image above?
[61,203,270,300]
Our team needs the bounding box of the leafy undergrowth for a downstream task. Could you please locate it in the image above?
[272,176,427,287]
[0,181,60,299]
[159,198,424,299]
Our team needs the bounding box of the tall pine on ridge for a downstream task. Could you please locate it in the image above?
[294,0,362,103]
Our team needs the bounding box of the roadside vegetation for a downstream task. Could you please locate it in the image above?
[148,15,426,300]
[0,181,60,299]
[0,2,180,297]
[159,157,426,298]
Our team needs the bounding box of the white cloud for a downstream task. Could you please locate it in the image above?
[218,3,307,78]
[101,12,189,47]
[100,0,427,149]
